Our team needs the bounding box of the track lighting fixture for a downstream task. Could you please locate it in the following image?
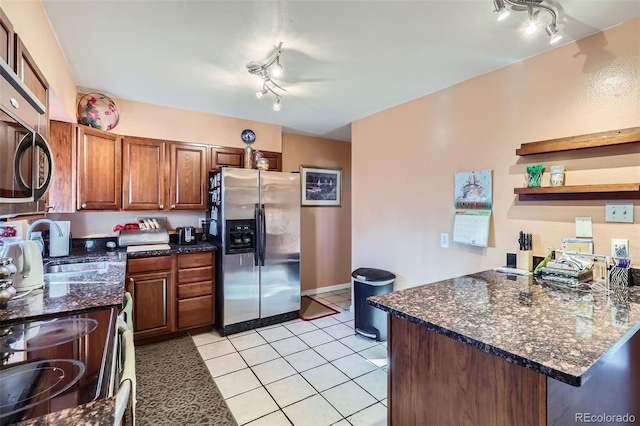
[492,0,563,45]
[247,42,286,111]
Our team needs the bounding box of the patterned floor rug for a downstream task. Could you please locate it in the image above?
[135,335,237,425]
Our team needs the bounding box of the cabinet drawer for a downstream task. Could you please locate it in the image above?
[128,255,172,274]
[177,252,213,269]
[178,295,213,329]
[177,281,212,300]
[178,266,213,284]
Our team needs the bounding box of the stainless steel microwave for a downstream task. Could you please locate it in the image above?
[0,59,54,218]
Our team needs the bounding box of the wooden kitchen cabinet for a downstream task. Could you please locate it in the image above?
[122,136,167,210]
[176,251,215,330]
[47,121,76,213]
[210,146,244,170]
[209,146,282,171]
[169,143,207,210]
[14,35,49,139]
[77,126,122,210]
[0,7,14,68]
[126,255,176,340]
[261,150,282,172]
[122,137,206,211]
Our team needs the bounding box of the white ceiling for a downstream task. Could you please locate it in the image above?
[42,1,640,142]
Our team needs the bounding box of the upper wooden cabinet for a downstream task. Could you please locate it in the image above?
[209,146,283,172]
[48,121,76,213]
[0,7,14,68]
[261,151,282,172]
[122,137,167,210]
[14,35,49,139]
[122,137,206,211]
[49,122,122,212]
[210,146,244,170]
[169,143,207,210]
[77,126,122,210]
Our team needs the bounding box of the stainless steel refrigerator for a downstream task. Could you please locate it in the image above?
[208,168,301,335]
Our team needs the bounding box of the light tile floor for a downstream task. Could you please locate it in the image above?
[192,289,388,426]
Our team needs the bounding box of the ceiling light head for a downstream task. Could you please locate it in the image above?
[525,20,538,34]
[545,22,563,44]
[273,96,281,111]
[497,9,511,21]
[493,0,510,21]
[256,88,268,99]
[549,33,563,44]
[271,60,283,78]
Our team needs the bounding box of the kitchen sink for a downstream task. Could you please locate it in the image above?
[44,261,110,275]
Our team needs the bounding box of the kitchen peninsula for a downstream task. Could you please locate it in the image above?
[369,270,640,426]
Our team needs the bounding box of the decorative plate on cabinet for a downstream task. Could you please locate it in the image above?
[77,93,119,131]
[241,129,256,145]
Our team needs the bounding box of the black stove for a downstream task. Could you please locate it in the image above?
[0,308,116,425]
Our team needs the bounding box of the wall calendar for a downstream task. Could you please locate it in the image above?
[452,170,492,247]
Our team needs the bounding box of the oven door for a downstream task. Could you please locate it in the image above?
[0,60,53,217]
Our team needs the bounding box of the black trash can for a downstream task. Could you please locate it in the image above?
[352,267,396,342]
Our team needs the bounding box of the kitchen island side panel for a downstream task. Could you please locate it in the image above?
[547,330,640,425]
[388,314,547,426]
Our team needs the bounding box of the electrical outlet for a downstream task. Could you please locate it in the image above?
[440,233,449,248]
[198,217,207,227]
[611,239,629,259]
[606,203,634,223]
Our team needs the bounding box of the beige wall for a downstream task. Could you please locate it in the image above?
[1,0,76,121]
[352,19,640,290]
[107,97,282,151]
[283,133,352,291]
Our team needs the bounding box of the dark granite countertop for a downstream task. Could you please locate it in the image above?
[0,253,127,324]
[16,396,116,426]
[60,240,216,259]
[1,241,215,324]
[368,270,640,386]
[126,240,216,258]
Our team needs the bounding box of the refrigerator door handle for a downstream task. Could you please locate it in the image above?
[254,203,260,266]
[261,203,266,266]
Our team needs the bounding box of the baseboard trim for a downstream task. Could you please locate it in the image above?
[301,282,351,296]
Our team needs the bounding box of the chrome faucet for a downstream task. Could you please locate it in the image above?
[26,219,63,240]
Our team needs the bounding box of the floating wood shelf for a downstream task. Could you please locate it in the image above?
[514,184,640,200]
[515,127,640,156]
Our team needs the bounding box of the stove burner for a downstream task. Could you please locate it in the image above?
[0,359,85,420]
[0,318,98,353]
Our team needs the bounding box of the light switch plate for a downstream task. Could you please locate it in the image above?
[575,217,593,238]
[440,233,449,248]
[605,203,634,223]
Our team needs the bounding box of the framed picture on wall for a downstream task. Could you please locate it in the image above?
[300,166,342,207]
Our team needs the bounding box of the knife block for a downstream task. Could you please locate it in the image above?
[517,250,533,272]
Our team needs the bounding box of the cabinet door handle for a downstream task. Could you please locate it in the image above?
[129,278,134,283]
[81,203,87,209]
[170,204,176,209]
[159,204,164,209]
[46,205,56,212]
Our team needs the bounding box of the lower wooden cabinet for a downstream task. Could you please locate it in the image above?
[126,255,175,340]
[176,251,215,331]
[178,295,214,329]
[125,251,215,341]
